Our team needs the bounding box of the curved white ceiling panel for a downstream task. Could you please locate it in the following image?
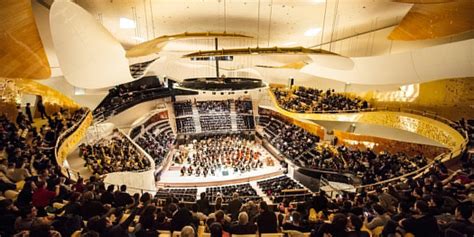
[50,1,133,89]
[301,39,474,85]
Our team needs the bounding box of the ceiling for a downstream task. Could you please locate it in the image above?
[75,0,412,51]
[31,0,473,91]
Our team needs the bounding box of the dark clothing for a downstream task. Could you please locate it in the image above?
[312,195,328,212]
[101,191,115,205]
[313,223,348,237]
[115,191,133,207]
[227,199,242,220]
[170,208,193,231]
[346,230,370,237]
[25,106,33,122]
[229,223,257,234]
[256,210,278,233]
[197,198,211,215]
[443,219,474,237]
[402,214,440,237]
[81,200,106,220]
[282,222,311,232]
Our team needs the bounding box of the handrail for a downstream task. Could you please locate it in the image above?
[54,108,92,178]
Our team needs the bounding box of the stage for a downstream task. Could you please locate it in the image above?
[157,142,284,187]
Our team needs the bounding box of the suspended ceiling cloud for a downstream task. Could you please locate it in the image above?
[50,1,134,89]
[300,38,474,85]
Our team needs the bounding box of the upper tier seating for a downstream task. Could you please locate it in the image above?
[271,86,370,113]
[196,100,231,114]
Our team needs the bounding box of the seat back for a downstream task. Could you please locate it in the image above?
[232,235,257,237]
[371,226,384,237]
[282,230,305,237]
[172,231,182,237]
[261,233,284,237]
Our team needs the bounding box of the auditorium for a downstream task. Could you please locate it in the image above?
[0,0,473,237]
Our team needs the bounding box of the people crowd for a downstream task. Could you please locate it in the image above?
[1,103,472,237]
[260,115,320,159]
[79,130,151,175]
[93,77,167,121]
[196,100,231,114]
[175,134,271,177]
[199,115,232,132]
[135,122,175,169]
[272,86,370,112]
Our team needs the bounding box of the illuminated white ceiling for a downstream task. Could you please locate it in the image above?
[36,0,473,89]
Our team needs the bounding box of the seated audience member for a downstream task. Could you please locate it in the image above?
[197,192,211,215]
[171,203,194,232]
[115,185,134,207]
[32,181,59,216]
[256,201,278,233]
[347,214,370,237]
[228,192,242,221]
[314,213,348,237]
[382,202,412,237]
[181,225,195,237]
[282,211,311,232]
[7,161,31,182]
[441,202,474,237]
[229,212,257,234]
[364,204,391,230]
[399,200,441,237]
[209,222,225,237]
[136,205,159,237]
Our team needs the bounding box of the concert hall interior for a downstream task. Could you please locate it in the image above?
[0,0,473,237]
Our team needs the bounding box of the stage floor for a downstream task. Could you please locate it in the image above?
[157,143,284,187]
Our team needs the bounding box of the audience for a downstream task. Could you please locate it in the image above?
[135,121,175,169]
[79,130,151,175]
[272,86,369,112]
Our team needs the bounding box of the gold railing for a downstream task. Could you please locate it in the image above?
[55,109,93,179]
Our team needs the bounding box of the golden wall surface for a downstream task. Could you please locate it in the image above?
[333,130,449,159]
[371,77,474,121]
[0,0,51,79]
[0,78,80,121]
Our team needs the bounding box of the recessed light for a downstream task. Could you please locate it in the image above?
[304,28,322,37]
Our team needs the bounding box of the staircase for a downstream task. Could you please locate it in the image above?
[191,103,202,133]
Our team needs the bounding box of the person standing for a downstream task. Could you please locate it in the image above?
[37,97,48,119]
[25,103,33,123]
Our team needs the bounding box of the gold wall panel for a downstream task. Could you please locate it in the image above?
[333,130,449,159]
[393,0,454,3]
[267,88,465,151]
[371,77,474,121]
[0,0,51,79]
[389,0,474,40]
[0,78,80,121]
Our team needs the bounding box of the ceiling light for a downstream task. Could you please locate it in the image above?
[304,28,322,37]
[283,41,297,46]
[119,17,136,29]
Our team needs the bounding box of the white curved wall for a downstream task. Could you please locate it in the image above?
[50,1,134,89]
[301,39,474,85]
